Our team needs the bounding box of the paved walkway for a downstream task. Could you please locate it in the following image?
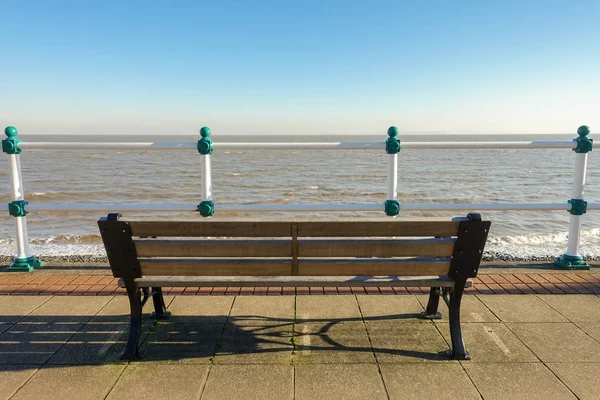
[2,292,600,399]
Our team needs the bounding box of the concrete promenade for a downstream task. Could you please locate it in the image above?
[1,265,600,399]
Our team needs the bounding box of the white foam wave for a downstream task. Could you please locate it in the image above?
[484,229,600,260]
[1,229,598,261]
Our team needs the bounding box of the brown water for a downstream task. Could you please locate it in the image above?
[0,133,598,260]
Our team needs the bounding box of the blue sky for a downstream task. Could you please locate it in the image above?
[1,0,599,135]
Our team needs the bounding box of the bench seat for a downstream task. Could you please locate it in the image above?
[119,275,472,288]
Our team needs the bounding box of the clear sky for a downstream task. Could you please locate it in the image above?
[1,0,599,135]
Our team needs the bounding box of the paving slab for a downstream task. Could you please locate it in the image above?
[23,296,111,322]
[464,363,576,400]
[296,295,361,323]
[436,322,538,362]
[416,294,500,322]
[201,365,293,400]
[293,321,375,364]
[107,364,210,400]
[46,321,150,365]
[366,320,449,362]
[167,296,233,324]
[0,319,83,364]
[380,363,480,400]
[139,322,222,364]
[0,365,39,400]
[215,323,293,364]
[357,295,424,321]
[89,295,173,322]
[507,322,600,362]
[229,296,294,325]
[538,294,600,322]
[89,296,131,323]
[547,363,600,400]
[477,295,567,322]
[0,296,50,333]
[11,364,126,400]
[573,321,600,342]
[295,364,387,400]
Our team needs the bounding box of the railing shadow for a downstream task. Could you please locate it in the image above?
[0,311,448,370]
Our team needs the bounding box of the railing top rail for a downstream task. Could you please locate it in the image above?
[17,140,577,151]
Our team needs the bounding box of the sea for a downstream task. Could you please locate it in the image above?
[0,133,598,262]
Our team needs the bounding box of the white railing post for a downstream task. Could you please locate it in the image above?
[2,126,42,271]
[555,125,593,270]
[384,126,401,216]
[197,126,214,217]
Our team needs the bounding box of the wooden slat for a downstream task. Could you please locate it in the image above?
[298,238,455,257]
[126,219,463,238]
[296,221,460,237]
[139,258,292,276]
[297,258,451,276]
[125,276,471,288]
[134,239,291,257]
[128,221,293,237]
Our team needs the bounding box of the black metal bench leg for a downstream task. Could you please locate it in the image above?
[419,287,443,319]
[150,287,171,320]
[121,282,146,361]
[447,280,470,360]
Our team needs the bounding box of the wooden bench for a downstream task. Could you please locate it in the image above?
[98,213,490,361]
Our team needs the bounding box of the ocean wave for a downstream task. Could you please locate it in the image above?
[244,198,291,205]
[25,191,91,201]
[30,234,102,245]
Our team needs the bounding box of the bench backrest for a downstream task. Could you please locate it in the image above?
[98,214,490,282]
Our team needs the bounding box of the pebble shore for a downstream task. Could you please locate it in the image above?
[2,252,599,265]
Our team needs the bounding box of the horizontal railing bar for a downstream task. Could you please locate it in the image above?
[407,202,599,211]
[401,203,571,211]
[19,142,198,150]
[25,203,381,212]
[27,203,196,211]
[216,142,385,150]
[218,204,381,211]
[18,140,577,151]
[18,142,383,150]
[23,202,600,213]
[400,141,576,149]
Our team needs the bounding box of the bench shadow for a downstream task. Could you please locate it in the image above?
[0,311,448,370]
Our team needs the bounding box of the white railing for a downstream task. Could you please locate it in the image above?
[2,125,596,271]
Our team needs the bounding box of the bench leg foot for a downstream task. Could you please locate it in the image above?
[122,282,145,361]
[120,349,146,361]
[150,287,171,320]
[419,287,442,319]
[447,281,470,360]
[445,348,470,360]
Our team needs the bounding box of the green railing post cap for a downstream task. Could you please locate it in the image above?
[2,126,22,154]
[386,126,401,154]
[197,126,213,155]
[199,200,214,217]
[8,200,28,217]
[384,200,400,216]
[574,125,593,153]
[568,199,587,215]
